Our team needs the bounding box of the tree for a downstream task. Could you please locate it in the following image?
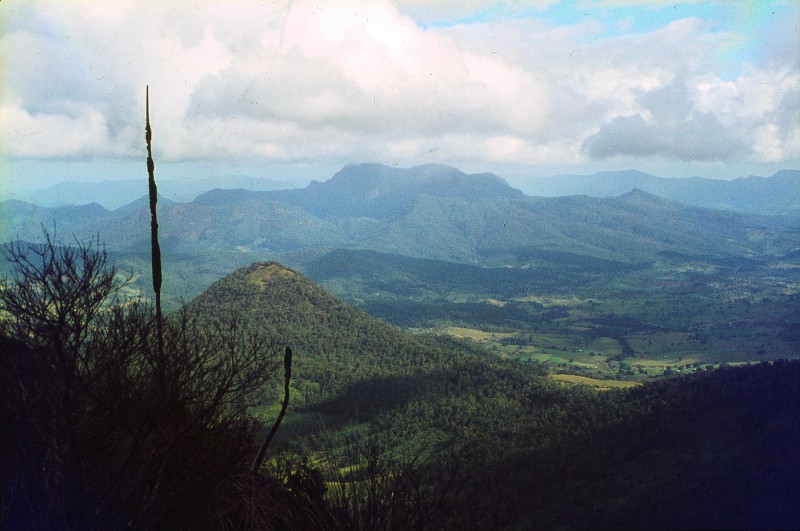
[1,229,126,355]
[0,231,296,529]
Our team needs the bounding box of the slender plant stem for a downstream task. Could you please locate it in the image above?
[146,85,164,358]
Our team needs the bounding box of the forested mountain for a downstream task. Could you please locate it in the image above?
[183,261,509,405]
[195,163,524,220]
[3,164,797,370]
[523,168,800,217]
[358,189,793,262]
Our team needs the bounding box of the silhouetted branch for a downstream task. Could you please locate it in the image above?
[252,346,293,473]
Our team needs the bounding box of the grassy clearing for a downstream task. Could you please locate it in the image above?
[514,294,587,306]
[550,373,641,390]
[440,326,514,342]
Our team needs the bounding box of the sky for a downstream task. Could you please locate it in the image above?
[1,0,798,194]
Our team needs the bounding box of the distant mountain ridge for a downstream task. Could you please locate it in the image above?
[8,164,797,217]
[10,175,293,210]
[522,169,800,216]
[2,164,795,268]
[195,163,524,219]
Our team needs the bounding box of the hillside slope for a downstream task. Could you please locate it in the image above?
[365,190,791,262]
[182,262,484,401]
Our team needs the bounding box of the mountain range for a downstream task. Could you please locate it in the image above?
[5,174,294,210]
[2,162,798,316]
[2,163,798,529]
[522,168,800,216]
[5,164,797,217]
[3,163,795,262]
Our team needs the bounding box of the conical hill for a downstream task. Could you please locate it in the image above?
[184,262,473,399]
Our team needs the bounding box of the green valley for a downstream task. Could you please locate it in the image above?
[294,246,799,381]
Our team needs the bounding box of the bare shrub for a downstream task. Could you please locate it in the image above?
[0,231,293,530]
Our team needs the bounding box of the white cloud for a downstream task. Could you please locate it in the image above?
[1,0,798,172]
[0,100,135,158]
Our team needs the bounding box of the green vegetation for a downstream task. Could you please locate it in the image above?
[1,162,798,529]
[0,235,291,529]
[3,245,799,529]
[181,261,800,529]
[3,165,796,382]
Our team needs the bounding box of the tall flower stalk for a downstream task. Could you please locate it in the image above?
[146,85,164,357]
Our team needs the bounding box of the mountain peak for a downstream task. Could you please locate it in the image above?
[408,162,466,178]
[240,262,304,286]
[114,194,175,214]
[298,163,524,219]
[185,261,426,384]
[330,162,467,185]
[187,261,362,330]
[617,188,670,204]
